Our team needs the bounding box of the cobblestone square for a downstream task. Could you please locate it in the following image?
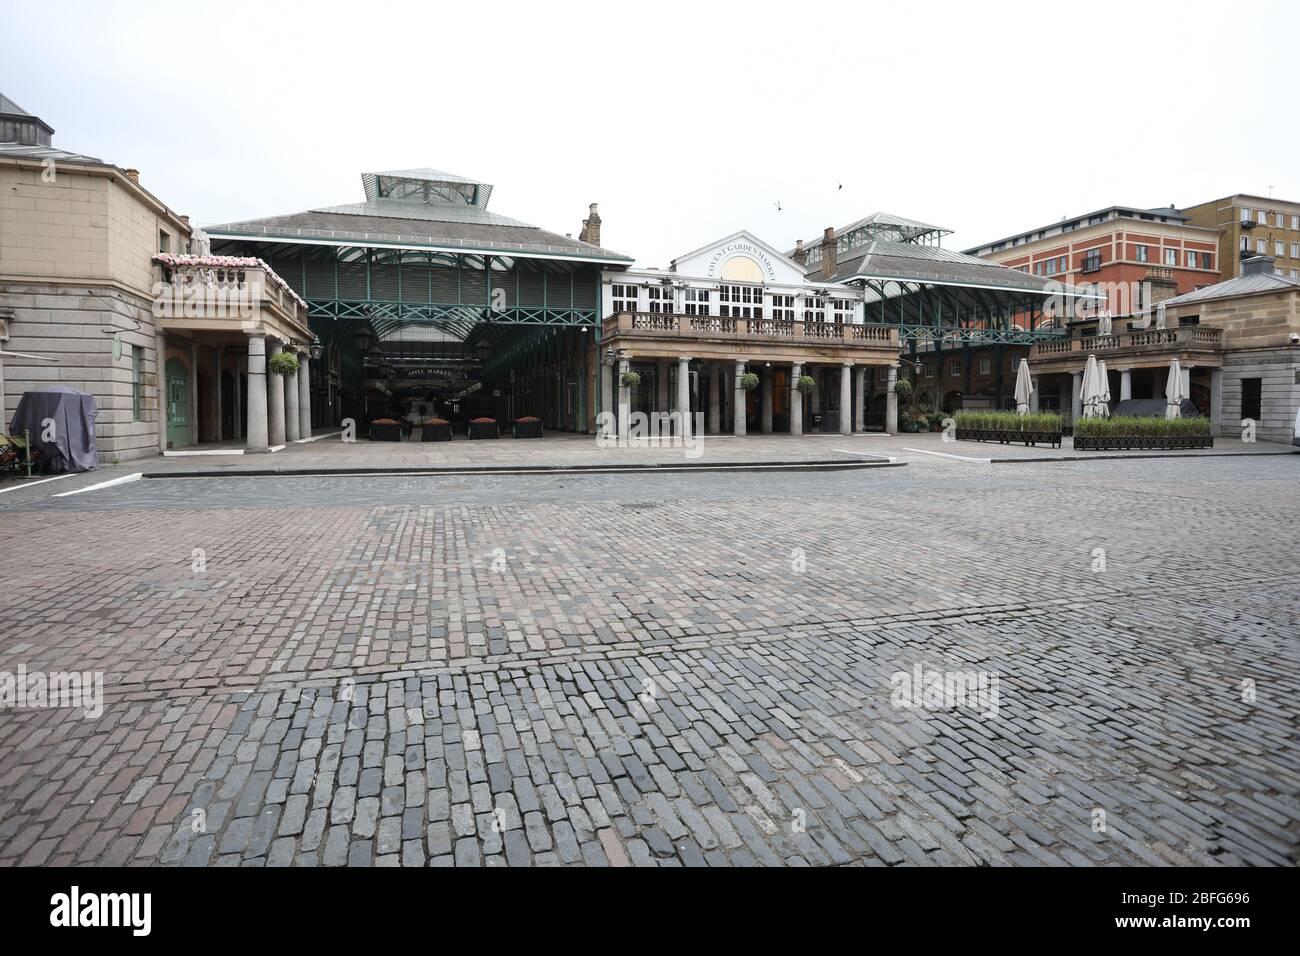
[1,453,1297,866]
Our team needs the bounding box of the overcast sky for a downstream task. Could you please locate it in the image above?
[4,0,1297,266]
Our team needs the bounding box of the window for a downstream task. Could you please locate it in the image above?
[1278,213,1285,228]
[1083,249,1102,272]
[1058,255,1067,273]
[683,288,711,316]
[1257,209,1267,224]
[1185,250,1196,268]
[1292,215,1299,230]
[1240,207,1251,222]
[1135,244,1149,263]
[1257,238,1266,253]
[611,283,638,313]
[1276,241,1286,256]
[1164,248,1177,266]
[1034,261,1045,276]
[1202,252,1214,269]
[1240,236,1250,251]
[1292,269,1299,279]
[646,284,674,313]
[802,294,825,322]
[131,345,142,421]
[1178,315,1200,327]
[1241,377,1262,421]
[831,298,854,323]
[978,357,991,375]
[158,230,170,254]
[922,361,934,379]
[1291,243,1300,259]
[1045,259,1057,276]
[770,294,794,321]
[948,359,962,377]
[719,284,762,319]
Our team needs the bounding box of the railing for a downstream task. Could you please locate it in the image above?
[154,261,309,331]
[1029,325,1223,359]
[604,312,899,348]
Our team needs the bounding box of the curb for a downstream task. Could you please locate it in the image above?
[140,458,906,480]
[990,450,1298,464]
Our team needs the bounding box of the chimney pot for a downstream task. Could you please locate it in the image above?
[579,202,602,246]
[124,168,140,184]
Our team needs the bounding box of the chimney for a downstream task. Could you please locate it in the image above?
[1241,255,1276,277]
[792,239,807,266]
[1144,266,1179,307]
[124,168,140,184]
[819,226,837,280]
[579,202,601,246]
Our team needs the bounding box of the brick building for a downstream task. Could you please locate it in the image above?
[1181,193,1300,282]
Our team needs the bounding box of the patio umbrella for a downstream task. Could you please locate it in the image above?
[1014,358,1034,416]
[1080,354,1104,419]
[1165,359,1185,420]
[1096,359,1111,417]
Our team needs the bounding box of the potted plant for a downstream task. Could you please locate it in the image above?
[1073,415,1213,451]
[953,410,1064,448]
[739,372,760,391]
[368,417,403,441]
[421,418,452,442]
[268,351,299,377]
[620,371,641,389]
[512,415,543,439]
[796,374,816,395]
[468,416,499,440]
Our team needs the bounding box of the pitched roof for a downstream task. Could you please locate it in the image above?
[0,93,33,116]
[1162,271,1300,307]
[0,141,103,164]
[820,236,1098,297]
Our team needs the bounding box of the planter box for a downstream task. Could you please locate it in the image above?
[1073,434,1213,451]
[512,420,543,439]
[468,422,499,440]
[421,423,452,442]
[368,423,403,442]
[956,427,1062,448]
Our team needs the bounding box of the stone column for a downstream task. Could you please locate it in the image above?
[760,368,773,433]
[284,360,301,443]
[267,341,286,446]
[839,363,852,436]
[155,330,167,453]
[246,333,270,452]
[233,356,242,440]
[215,347,224,442]
[189,339,199,446]
[1120,369,1132,402]
[733,360,747,437]
[810,367,821,413]
[854,366,866,432]
[885,364,899,435]
[601,358,614,433]
[1181,366,1191,397]
[657,360,669,415]
[1071,370,1083,421]
[790,363,803,436]
[1029,378,1040,413]
[298,352,312,438]
[707,364,720,434]
[677,356,692,439]
[617,355,631,444]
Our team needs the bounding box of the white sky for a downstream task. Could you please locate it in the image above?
[4,0,1297,267]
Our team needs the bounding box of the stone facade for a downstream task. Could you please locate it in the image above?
[0,151,191,463]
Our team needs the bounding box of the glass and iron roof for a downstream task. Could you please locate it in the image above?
[204,168,632,265]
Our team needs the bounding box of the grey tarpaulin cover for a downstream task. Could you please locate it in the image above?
[8,385,99,473]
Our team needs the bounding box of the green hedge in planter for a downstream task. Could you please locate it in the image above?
[268,351,300,376]
[1073,416,1211,438]
[739,372,760,391]
[954,410,1062,433]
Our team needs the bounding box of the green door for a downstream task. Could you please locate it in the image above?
[165,358,191,448]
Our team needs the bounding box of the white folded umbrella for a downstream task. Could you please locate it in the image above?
[1165,359,1185,420]
[1080,354,1104,419]
[1014,358,1033,416]
[1096,359,1111,417]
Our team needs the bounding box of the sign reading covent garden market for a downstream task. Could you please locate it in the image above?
[705,240,779,282]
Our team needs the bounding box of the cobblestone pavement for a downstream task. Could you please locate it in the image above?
[0,455,1298,866]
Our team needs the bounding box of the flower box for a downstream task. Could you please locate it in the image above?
[421,421,452,442]
[1073,435,1214,451]
[368,420,403,442]
[512,418,543,439]
[955,428,1062,448]
[468,419,499,440]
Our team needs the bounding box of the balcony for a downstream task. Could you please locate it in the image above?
[602,311,900,363]
[151,254,312,342]
[1029,325,1224,368]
